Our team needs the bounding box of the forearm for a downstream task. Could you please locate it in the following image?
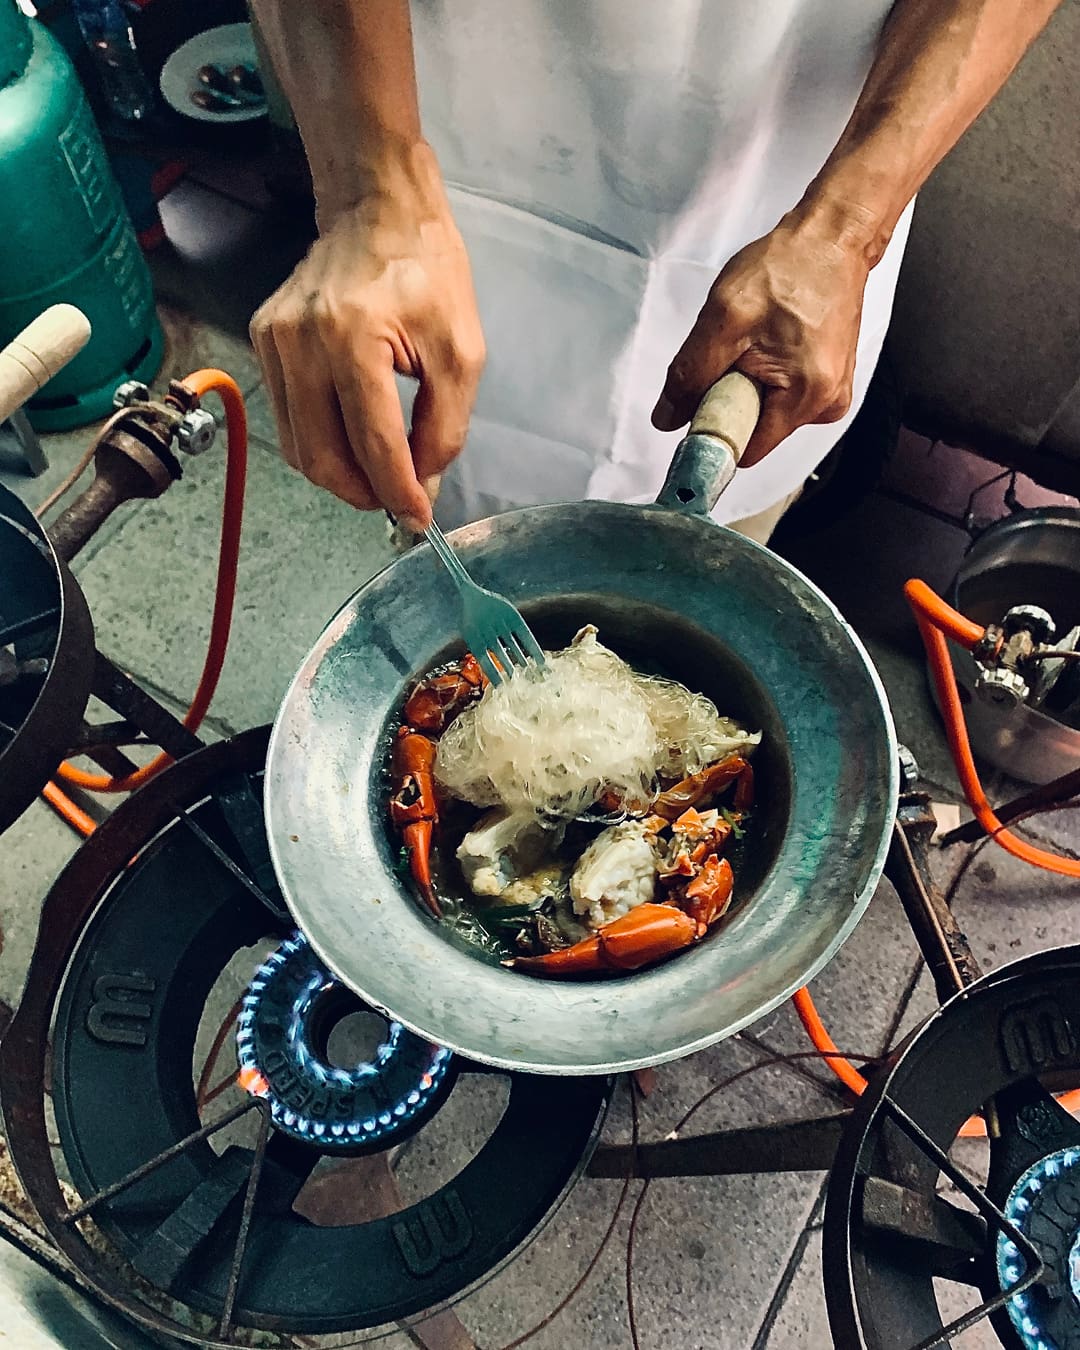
[797,0,1061,265]
[249,0,439,224]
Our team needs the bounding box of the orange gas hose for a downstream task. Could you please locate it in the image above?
[905,578,1080,879]
[41,781,96,836]
[903,579,985,649]
[794,576,1080,1137]
[793,985,989,1138]
[52,370,247,794]
[791,987,870,1098]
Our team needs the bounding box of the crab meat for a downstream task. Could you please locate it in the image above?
[502,862,570,908]
[656,807,733,879]
[457,810,563,899]
[570,821,659,929]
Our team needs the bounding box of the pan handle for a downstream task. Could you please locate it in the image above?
[654,372,761,517]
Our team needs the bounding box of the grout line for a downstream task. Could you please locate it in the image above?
[749,1177,829,1350]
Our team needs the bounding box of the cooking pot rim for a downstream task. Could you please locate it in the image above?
[265,500,899,1073]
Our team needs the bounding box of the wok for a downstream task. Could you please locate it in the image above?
[265,375,897,1074]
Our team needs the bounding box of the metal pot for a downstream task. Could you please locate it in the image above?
[265,376,897,1075]
[946,507,1080,785]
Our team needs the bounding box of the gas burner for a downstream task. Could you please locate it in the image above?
[0,482,93,833]
[823,945,1080,1350]
[235,932,454,1152]
[997,1146,1080,1350]
[1,730,609,1345]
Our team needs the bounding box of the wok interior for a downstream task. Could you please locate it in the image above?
[378,591,792,934]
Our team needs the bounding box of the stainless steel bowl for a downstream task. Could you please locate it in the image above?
[947,507,1080,784]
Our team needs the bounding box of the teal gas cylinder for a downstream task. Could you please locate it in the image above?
[0,0,163,430]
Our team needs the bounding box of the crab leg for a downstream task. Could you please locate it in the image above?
[403,653,486,733]
[653,755,749,820]
[506,902,700,976]
[389,728,441,917]
[681,855,734,928]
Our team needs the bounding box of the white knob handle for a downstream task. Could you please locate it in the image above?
[688,372,761,465]
[0,305,92,425]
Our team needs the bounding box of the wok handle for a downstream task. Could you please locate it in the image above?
[0,305,92,425]
[655,372,761,517]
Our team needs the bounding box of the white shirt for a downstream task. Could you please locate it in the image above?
[408,0,912,528]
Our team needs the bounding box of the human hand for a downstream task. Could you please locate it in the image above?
[250,149,485,530]
[651,209,872,467]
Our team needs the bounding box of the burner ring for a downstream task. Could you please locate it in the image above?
[824,946,1080,1350]
[236,933,454,1151]
[997,1146,1080,1350]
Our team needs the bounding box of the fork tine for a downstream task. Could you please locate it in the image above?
[507,631,537,672]
[515,626,546,666]
[496,635,524,674]
[477,648,504,686]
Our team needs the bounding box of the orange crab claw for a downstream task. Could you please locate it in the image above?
[400,819,439,917]
[681,855,734,928]
[506,903,699,977]
[653,755,749,820]
[403,654,486,733]
[390,728,441,917]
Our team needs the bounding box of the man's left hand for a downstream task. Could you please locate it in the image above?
[651,212,872,467]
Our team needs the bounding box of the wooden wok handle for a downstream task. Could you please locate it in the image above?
[689,372,761,463]
[0,305,92,425]
[655,372,762,516]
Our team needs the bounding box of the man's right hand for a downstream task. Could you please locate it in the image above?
[250,147,485,532]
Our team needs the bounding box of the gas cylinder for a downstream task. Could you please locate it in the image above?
[0,0,163,431]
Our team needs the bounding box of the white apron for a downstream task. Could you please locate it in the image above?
[406,0,912,529]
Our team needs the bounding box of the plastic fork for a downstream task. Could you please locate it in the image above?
[424,522,546,685]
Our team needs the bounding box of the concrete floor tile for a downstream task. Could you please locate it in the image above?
[892,830,1078,1054]
[451,1171,637,1350]
[891,962,939,1047]
[949,841,1078,972]
[763,1226,1001,1350]
[402,1046,833,1350]
[0,420,105,518]
[0,799,79,1015]
[239,381,277,450]
[745,876,925,1101]
[759,1228,830,1349]
[624,1168,820,1350]
[74,438,394,732]
[454,1163,821,1350]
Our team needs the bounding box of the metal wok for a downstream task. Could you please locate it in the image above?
[265,375,898,1074]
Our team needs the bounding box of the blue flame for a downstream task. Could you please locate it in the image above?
[235,933,451,1149]
[996,1146,1080,1350]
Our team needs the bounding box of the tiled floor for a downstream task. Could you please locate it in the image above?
[0,176,1077,1350]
